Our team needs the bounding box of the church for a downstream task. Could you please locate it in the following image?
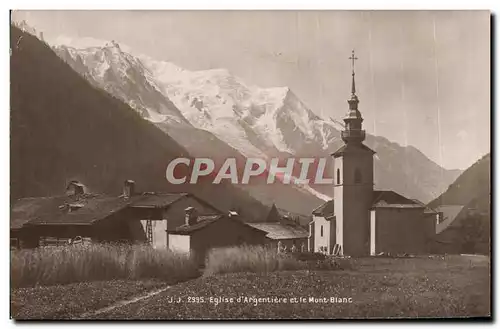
[309,51,437,257]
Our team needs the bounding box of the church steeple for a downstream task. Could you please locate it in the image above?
[342,50,365,144]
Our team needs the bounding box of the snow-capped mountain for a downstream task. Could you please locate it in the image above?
[56,42,339,162]
[53,42,461,204]
[54,42,188,125]
[12,20,38,37]
[142,57,340,159]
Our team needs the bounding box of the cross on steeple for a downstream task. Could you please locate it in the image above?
[348,50,358,95]
[349,49,358,74]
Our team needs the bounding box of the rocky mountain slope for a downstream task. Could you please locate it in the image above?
[429,153,490,212]
[10,25,271,221]
[428,153,490,255]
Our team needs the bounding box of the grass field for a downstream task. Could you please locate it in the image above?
[11,244,199,288]
[204,245,343,275]
[90,255,490,319]
[11,254,490,320]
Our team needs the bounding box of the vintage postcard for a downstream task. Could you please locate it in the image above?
[9,10,491,320]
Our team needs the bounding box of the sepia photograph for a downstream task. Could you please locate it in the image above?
[8,8,491,320]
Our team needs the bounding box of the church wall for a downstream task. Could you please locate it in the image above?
[335,153,373,256]
[312,215,332,253]
[308,221,314,252]
[423,212,438,239]
[373,208,433,255]
[370,210,377,255]
[329,218,336,253]
[333,159,344,250]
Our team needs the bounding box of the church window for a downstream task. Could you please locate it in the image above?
[336,169,341,184]
[354,168,362,184]
[320,225,324,237]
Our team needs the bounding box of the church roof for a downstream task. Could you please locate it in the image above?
[372,190,425,208]
[312,200,334,217]
[311,191,428,217]
[332,143,375,158]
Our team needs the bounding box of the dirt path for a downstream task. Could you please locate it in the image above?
[78,286,172,319]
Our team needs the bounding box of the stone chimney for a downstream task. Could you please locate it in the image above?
[123,180,136,198]
[185,207,198,226]
[66,181,85,197]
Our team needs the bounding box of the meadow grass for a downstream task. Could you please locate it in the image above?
[204,245,344,275]
[11,244,199,288]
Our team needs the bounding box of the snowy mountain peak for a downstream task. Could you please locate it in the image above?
[106,40,121,49]
[13,20,37,36]
[53,42,339,158]
[130,55,338,157]
[54,44,188,125]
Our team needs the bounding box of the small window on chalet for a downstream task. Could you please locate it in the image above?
[354,168,362,184]
[336,169,341,185]
[320,225,324,237]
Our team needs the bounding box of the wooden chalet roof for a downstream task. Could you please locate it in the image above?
[167,215,223,235]
[12,194,144,228]
[11,191,222,230]
[11,196,63,229]
[130,193,188,208]
[246,222,309,240]
[131,192,223,214]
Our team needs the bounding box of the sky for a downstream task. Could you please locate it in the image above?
[11,10,491,170]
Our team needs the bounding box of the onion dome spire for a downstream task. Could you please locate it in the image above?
[342,49,365,144]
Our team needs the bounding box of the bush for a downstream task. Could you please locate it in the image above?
[10,244,199,288]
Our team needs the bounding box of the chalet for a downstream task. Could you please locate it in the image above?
[166,204,310,263]
[246,222,308,251]
[167,211,268,264]
[247,203,309,250]
[10,180,221,248]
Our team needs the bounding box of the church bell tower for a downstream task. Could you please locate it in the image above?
[332,50,375,256]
